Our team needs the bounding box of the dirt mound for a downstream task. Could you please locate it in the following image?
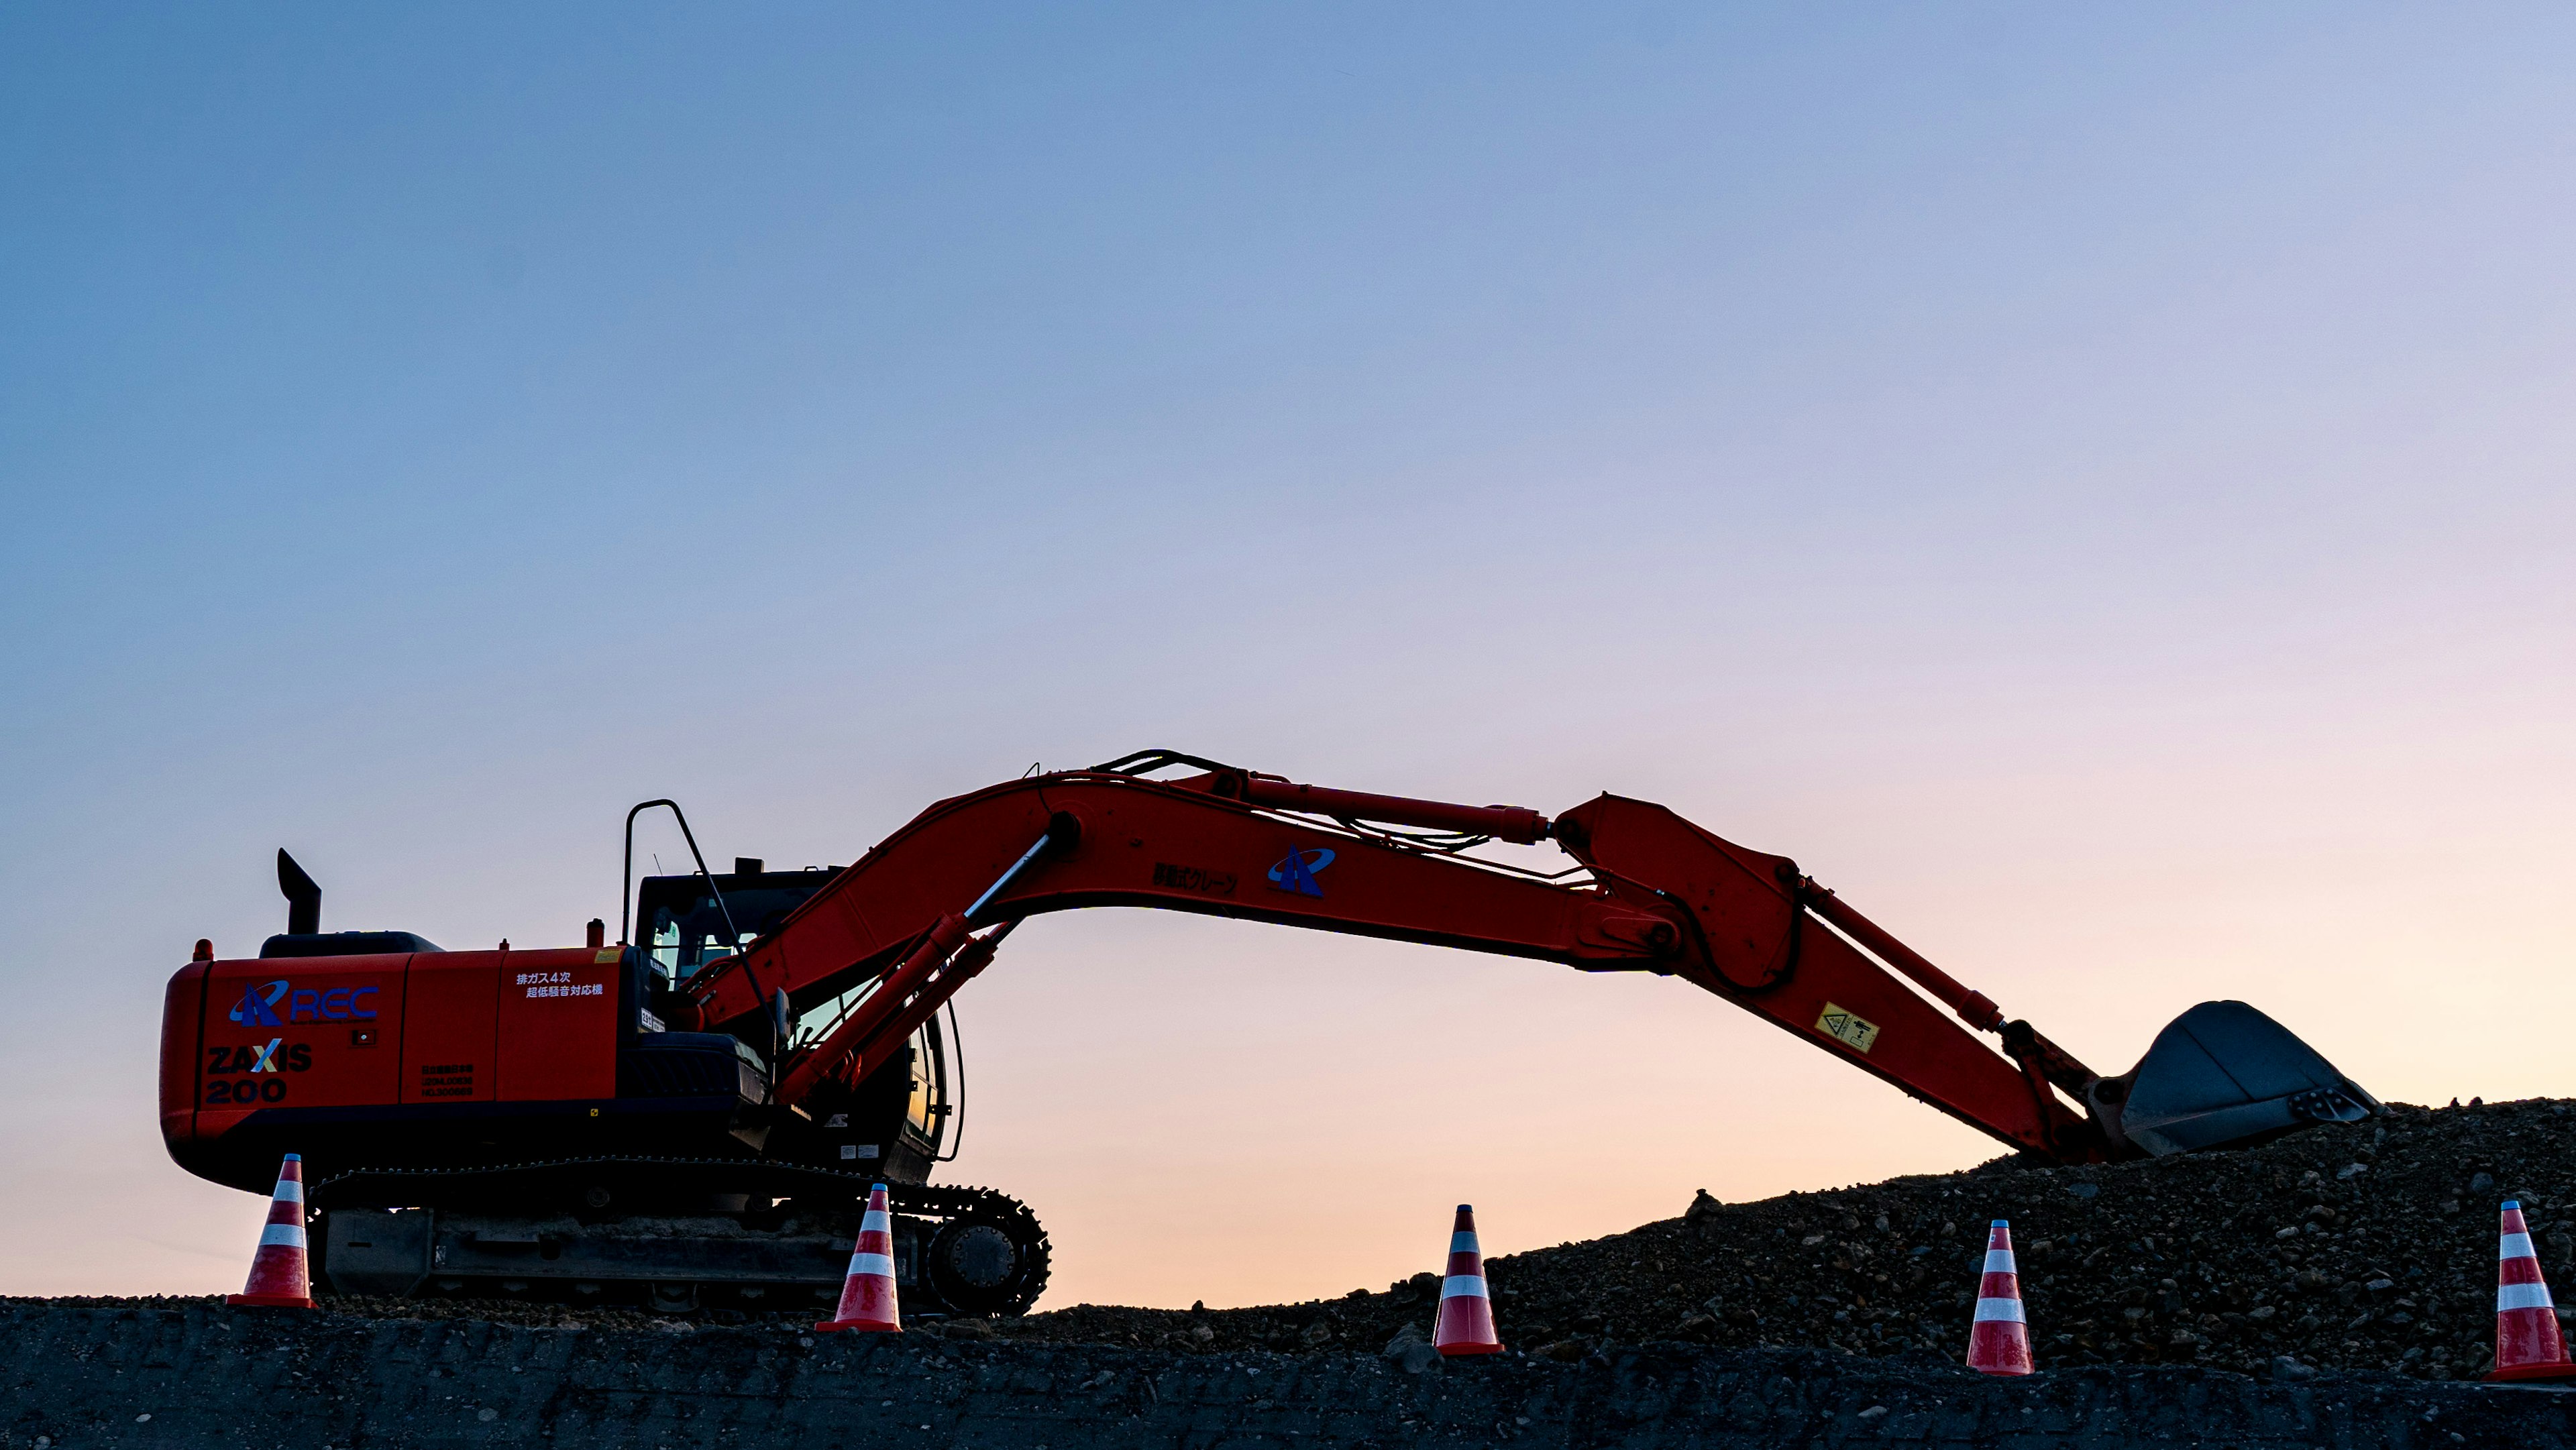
[1000,1097,2575,1379]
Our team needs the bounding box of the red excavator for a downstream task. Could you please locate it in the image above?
[160,750,2376,1315]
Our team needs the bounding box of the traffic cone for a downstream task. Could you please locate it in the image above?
[225,1154,315,1308]
[815,1183,902,1333]
[1964,1219,2032,1376]
[2488,1201,2576,1381]
[1431,1204,1504,1356]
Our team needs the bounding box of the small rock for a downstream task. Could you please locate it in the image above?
[1857,1406,1888,1422]
[2066,1182,2100,1199]
[1685,1189,1723,1227]
[2471,1172,2496,1193]
[2337,1163,2368,1180]
[1399,1340,1444,1374]
[477,1408,498,1423]
[2273,1356,2317,1382]
[1381,1324,1426,1357]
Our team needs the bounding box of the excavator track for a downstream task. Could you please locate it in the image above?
[307,1156,1051,1317]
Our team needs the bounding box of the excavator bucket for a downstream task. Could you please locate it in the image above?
[2094,1001,2379,1158]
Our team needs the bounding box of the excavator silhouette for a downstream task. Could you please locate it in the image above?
[160,750,2376,1315]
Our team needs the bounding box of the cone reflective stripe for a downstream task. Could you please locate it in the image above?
[1964,1219,2032,1376]
[1431,1204,1503,1356]
[2489,1201,2576,1381]
[815,1184,902,1333]
[225,1154,315,1308]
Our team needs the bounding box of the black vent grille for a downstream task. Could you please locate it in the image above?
[618,1034,764,1103]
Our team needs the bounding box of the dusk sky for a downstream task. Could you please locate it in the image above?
[5,6,2573,1309]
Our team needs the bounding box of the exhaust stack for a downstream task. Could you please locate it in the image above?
[278,850,321,936]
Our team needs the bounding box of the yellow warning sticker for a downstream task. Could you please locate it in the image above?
[595,948,625,964]
[1815,1003,1880,1054]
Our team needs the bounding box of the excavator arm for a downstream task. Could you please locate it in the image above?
[676,751,2380,1164]
[675,753,2116,1161]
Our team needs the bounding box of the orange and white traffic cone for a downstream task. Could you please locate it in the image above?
[225,1154,315,1308]
[1964,1219,2032,1376]
[2489,1200,2576,1381]
[1431,1204,1504,1356]
[815,1183,902,1333]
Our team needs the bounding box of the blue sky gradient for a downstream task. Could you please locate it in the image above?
[5,5,2572,1305]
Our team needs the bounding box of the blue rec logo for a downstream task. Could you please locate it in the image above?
[1266,847,1336,897]
[230,979,289,1027]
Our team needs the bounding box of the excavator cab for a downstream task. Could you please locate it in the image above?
[629,858,958,1176]
[629,858,956,1174]
[635,858,841,983]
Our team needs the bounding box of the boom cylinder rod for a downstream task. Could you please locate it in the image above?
[1234,777,1552,844]
[967,830,1057,922]
[1801,885,2102,1090]
[1801,885,2006,1032]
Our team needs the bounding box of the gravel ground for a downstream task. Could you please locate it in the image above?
[1003,1096,2576,1380]
[32,1097,2571,1381]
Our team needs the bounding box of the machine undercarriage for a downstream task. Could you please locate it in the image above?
[311,1159,1047,1316]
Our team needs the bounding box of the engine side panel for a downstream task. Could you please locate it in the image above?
[197,955,403,1124]
[495,946,620,1101]
[399,952,496,1103]
[160,945,918,1195]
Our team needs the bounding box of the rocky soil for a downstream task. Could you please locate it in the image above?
[1007,1097,2576,1380]
[28,1097,2572,1384]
